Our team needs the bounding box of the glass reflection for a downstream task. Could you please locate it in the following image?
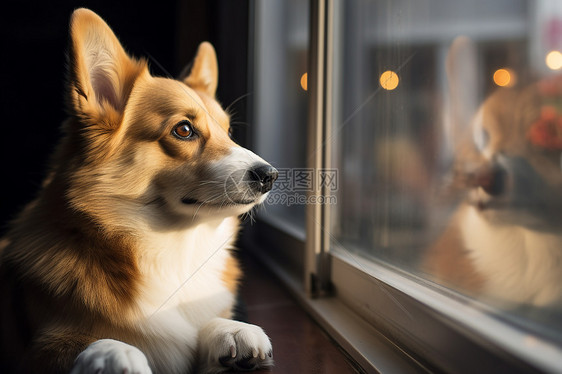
[332,0,562,341]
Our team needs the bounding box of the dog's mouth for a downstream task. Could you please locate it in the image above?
[181,197,199,205]
[471,188,491,210]
[181,196,257,206]
[470,187,505,211]
[180,164,278,208]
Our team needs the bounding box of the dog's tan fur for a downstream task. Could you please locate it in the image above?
[0,9,273,374]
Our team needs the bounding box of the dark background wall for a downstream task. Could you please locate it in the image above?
[0,0,250,232]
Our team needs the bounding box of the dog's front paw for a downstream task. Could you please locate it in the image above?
[199,318,273,373]
[70,339,152,374]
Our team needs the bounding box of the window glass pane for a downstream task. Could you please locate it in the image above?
[332,0,562,343]
[253,0,309,229]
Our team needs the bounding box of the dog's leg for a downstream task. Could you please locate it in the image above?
[70,339,152,374]
[198,317,273,373]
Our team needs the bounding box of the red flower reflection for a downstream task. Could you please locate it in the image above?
[527,105,562,150]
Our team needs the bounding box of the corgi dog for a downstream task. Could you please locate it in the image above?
[425,37,562,308]
[0,8,277,374]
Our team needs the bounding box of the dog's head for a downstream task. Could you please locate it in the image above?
[447,38,562,229]
[59,9,277,228]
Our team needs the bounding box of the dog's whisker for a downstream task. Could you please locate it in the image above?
[225,92,252,115]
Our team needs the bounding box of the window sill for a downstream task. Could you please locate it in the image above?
[238,250,359,373]
[331,248,562,373]
[242,220,561,373]
[242,225,428,373]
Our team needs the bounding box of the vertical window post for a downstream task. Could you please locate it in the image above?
[305,0,334,297]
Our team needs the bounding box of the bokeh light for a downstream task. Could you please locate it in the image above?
[380,70,399,90]
[493,68,514,87]
[300,72,308,91]
[546,50,562,70]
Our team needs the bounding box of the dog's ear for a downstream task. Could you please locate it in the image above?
[180,42,218,97]
[67,8,146,128]
[445,36,479,154]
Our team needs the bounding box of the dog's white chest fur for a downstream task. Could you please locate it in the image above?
[461,206,562,306]
[132,217,238,371]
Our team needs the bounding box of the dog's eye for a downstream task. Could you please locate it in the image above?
[173,120,194,140]
[228,127,233,139]
[473,127,490,152]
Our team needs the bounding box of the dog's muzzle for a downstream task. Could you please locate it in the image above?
[182,163,278,206]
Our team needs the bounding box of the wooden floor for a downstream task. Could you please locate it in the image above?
[237,251,360,374]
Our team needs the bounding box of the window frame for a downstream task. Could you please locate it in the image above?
[245,0,562,372]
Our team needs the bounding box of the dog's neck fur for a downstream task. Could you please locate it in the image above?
[3,172,239,325]
[133,215,239,318]
[462,205,562,306]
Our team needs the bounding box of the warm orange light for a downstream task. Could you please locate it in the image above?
[546,50,562,70]
[380,70,399,90]
[300,72,308,91]
[493,68,513,87]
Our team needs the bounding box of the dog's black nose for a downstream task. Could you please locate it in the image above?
[249,164,278,193]
[474,163,506,196]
